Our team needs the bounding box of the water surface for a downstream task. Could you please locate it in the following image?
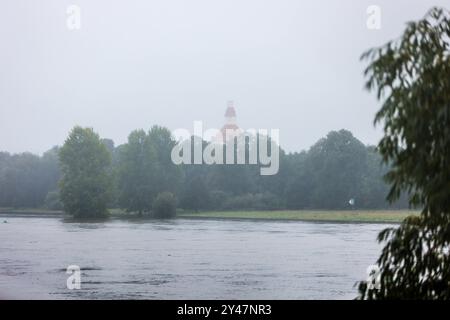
[0,216,390,299]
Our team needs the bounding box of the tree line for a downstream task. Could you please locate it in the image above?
[0,126,408,216]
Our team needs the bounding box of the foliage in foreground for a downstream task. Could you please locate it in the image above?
[358,7,450,299]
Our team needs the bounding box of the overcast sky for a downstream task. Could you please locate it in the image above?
[0,0,447,154]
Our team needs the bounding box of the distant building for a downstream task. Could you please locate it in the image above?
[216,101,242,143]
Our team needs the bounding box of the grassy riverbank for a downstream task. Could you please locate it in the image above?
[0,208,63,215]
[178,210,418,223]
[0,208,418,223]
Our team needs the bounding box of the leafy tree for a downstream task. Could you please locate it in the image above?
[358,147,391,208]
[180,173,210,211]
[208,190,229,210]
[284,151,312,209]
[147,126,182,195]
[6,153,45,207]
[44,190,63,210]
[117,129,157,215]
[358,7,450,299]
[101,138,115,155]
[152,192,177,218]
[59,126,112,218]
[0,148,61,208]
[116,126,181,215]
[40,146,61,195]
[304,130,368,209]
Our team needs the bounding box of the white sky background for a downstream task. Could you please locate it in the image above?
[0,0,447,154]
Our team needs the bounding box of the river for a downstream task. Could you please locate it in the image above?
[0,215,390,299]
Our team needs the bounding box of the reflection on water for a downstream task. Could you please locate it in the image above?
[0,216,390,299]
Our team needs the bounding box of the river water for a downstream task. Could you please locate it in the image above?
[0,215,391,299]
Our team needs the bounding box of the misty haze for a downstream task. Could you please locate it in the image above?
[1,0,449,304]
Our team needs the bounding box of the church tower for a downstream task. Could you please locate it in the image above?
[224,100,237,126]
[219,100,241,142]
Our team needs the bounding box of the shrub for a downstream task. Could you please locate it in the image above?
[152,192,176,218]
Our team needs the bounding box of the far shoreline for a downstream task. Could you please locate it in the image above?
[0,208,418,224]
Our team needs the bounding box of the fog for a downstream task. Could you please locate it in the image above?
[0,0,446,154]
